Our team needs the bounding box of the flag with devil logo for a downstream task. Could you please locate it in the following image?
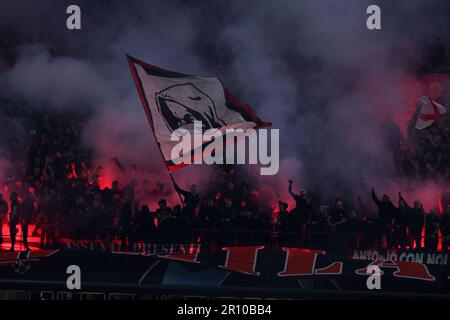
[127,55,271,170]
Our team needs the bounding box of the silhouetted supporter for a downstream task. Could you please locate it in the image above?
[155,199,171,222]
[288,180,314,246]
[38,193,58,248]
[158,205,186,242]
[344,210,364,249]
[8,192,20,251]
[217,198,236,245]
[359,213,381,249]
[275,202,289,231]
[392,193,410,249]
[0,194,8,244]
[119,201,133,250]
[20,191,36,251]
[329,200,347,243]
[441,206,450,251]
[135,205,155,242]
[425,209,441,251]
[371,187,396,246]
[173,180,200,222]
[308,205,332,248]
[251,205,271,244]
[196,198,216,242]
[409,200,425,249]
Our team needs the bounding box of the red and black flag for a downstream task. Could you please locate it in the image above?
[127,55,271,170]
[414,96,447,130]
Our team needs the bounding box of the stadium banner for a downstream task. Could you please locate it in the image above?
[0,245,448,295]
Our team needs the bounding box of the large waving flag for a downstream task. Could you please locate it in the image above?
[415,96,447,130]
[127,55,270,170]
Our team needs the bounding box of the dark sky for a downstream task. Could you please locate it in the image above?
[1,0,449,68]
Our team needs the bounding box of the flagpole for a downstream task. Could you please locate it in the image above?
[155,149,185,208]
[168,171,184,207]
[126,54,184,207]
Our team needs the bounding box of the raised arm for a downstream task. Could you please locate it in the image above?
[371,187,381,206]
[288,180,298,200]
[171,174,188,197]
[398,192,410,208]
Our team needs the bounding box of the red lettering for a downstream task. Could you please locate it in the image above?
[315,261,343,275]
[221,246,264,275]
[355,260,385,276]
[160,245,201,263]
[356,260,435,281]
[278,248,324,276]
[392,261,435,281]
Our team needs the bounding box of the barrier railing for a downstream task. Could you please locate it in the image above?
[1,223,445,252]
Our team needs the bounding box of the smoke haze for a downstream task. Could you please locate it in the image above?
[0,0,449,209]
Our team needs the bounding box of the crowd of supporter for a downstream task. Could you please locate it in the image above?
[0,93,449,254]
[395,117,450,182]
[0,103,449,253]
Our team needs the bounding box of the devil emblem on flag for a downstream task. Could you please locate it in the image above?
[127,55,270,170]
[155,83,226,132]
